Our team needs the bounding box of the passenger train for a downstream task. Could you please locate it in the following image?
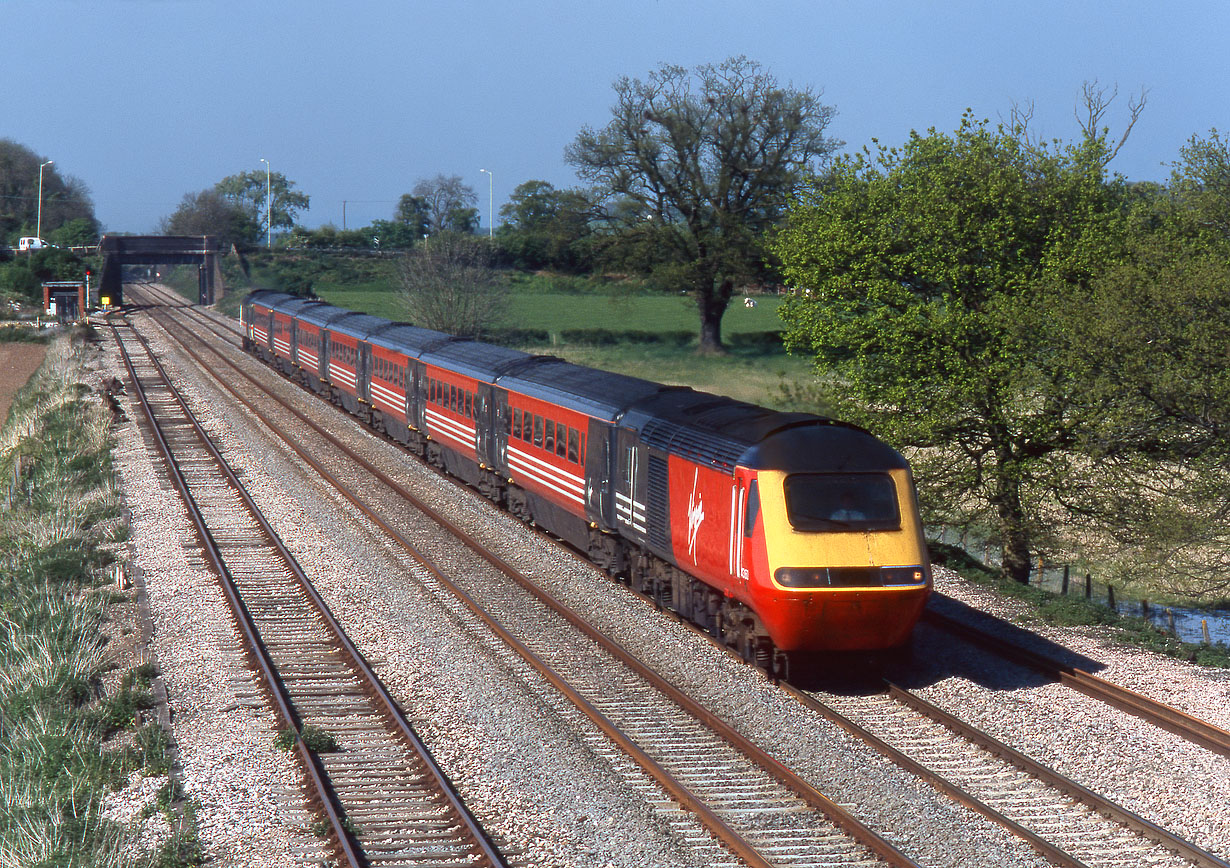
[241,290,931,675]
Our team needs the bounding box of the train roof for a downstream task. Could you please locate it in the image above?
[497,359,667,421]
[418,339,533,382]
[325,311,391,340]
[744,421,908,473]
[277,297,328,317]
[244,289,297,310]
[621,389,902,473]
[293,301,354,328]
[367,322,454,358]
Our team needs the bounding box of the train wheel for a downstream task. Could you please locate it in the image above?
[755,638,774,673]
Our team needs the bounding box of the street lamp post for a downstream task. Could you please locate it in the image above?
[479,168,493,238]
[259,158,271,248]
[36,160,53,242]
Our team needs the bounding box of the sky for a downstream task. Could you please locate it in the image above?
[3,0,1226,235]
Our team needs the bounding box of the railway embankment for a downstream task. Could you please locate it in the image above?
[0,331,200,866]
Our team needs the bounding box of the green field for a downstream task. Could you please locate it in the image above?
[307,281,817,409]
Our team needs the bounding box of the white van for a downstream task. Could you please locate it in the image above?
[17,236,47,251]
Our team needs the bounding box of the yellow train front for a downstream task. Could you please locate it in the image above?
[741,443,931,653]
[624,396,931,660]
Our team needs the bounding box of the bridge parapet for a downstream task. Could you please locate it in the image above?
[99,235,227,305]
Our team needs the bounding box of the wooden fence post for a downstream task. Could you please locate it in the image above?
[1061,565,1070,595]
[1085,573,1092,600]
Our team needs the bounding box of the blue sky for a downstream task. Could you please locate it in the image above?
[4,0,1225,233]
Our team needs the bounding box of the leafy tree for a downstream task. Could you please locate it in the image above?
[411,175,478,235]
[567,56,839,352]
[393,193,431,237]
[1040,138,1230,597]
[368,219,424,249]
[496,180,594,271]
[1168,128,1230,244]
[46,217,98,248]
[773,114,1131,583]
[396,232,507,337]
[160,189,257,248]
[0,139,99,243]
[214,170,310,239]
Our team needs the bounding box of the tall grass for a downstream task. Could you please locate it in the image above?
[0,335,186,865]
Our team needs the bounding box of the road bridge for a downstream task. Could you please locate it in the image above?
[99,235,226,306]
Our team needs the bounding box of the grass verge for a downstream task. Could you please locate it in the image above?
[930,542,1230,668]
[0,332,202,865]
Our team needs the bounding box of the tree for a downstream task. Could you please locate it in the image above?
[567,56,840,352]
[396,232,507,337]
[1048,232,1230,597]
[411,175,478,235]
[160,189,258,248]
[773,114,1131,583]
[496,180,594,271]
[214,170,309,239]
[0,139,99,243]
[1037,134,1230,597]
[1168,128,1230,244]
[393,193,431,237]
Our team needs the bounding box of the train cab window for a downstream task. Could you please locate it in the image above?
[783,473,900,532]
[743,481,760,537]
[567,428,579,463]
[533,415,543,447]
[544,420,555,453]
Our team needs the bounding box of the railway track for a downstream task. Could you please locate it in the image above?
[130,282,1230,768]
[109,312,507,868]
[782,682,1228,868]
[124,286,924,867]
[124,284,1228,867]
[921,607,1230,760]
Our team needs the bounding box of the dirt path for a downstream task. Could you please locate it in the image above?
[0,341,48,428]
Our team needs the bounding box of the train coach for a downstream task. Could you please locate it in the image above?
[242,290,931,675]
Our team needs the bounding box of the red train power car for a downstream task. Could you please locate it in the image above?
[242,290,931,674]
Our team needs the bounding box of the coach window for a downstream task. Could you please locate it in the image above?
[513,408,522,439]
[533,415,543,447]
[744,481,760,537]
[465,391,474,419]
[544,420,555,453]
[557,425,567,457]
[568,428,579,463]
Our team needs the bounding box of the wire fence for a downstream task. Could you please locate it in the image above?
[927,526,1230,648]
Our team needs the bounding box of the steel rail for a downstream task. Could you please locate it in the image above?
[884,683,1230,868]
[777,681,1089,868]
[923,608,1230,759]
[141,284,1230,865]
[111,312,507,868]
[145,290,922,868]
[109,314,362,867]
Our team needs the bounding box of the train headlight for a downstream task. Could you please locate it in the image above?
[881,566,929,586]
[775,567,829,587]
[774,566,929,588]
